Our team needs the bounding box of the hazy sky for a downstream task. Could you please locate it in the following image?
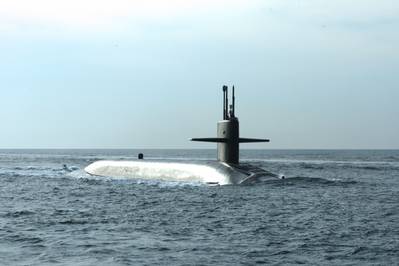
[0,0,398,149]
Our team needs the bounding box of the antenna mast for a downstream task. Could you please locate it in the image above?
[226,86,229,120]
[223,85,227,120]
[232,85,235,117]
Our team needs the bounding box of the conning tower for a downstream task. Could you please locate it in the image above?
[191,85,269,164]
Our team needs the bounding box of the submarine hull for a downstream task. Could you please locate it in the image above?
[84,160,281,185]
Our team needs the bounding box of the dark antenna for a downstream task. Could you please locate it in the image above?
[226,86,229,120]
[232,85,235,117]
[223,85,227,119]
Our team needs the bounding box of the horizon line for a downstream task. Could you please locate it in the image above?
[0,148,398,151]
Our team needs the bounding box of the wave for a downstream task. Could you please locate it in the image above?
[3,210,36,218]
[12,166,53,171]
[244,158,399,165]
[281,176,358,186]
[0,164,81,179]
[0,164,208,188]
[243,158,399,171]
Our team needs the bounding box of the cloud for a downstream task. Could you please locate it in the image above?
[264,0,399,25]
[0,0,261,32]
[2,0,398,35]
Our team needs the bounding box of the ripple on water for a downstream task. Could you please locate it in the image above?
[1,149,399,265]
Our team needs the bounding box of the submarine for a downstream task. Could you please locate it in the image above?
[85,85,283,185]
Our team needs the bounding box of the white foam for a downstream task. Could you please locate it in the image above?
[85,160,231,185]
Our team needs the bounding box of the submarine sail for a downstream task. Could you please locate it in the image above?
[191,85,269,165]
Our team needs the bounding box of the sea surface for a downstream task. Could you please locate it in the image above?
[0,149,398,265]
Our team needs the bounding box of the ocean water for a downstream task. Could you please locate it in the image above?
[0,149,398,265]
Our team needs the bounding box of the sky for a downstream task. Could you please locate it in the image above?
[0,0,398,149]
